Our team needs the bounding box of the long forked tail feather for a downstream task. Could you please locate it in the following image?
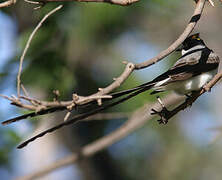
[109,82,154,99]
[2,106,66,125]
[17,84,153,149]
[2,83,154,125]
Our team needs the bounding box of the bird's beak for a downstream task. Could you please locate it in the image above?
[176,44,184,52]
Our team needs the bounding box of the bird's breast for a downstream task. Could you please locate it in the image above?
[166,70,217,95]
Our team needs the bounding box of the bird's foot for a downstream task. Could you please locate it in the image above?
[151,96,170,125]
[184,92,196,107]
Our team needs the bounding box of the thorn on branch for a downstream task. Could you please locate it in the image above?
[64,111,71,121]
[72,93,79,102]
[97,99,102,106]
[53,90,60,101]
[67,102,76,111]
[35,105,47,113]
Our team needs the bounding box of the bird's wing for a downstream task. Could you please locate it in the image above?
[2,106,66,125]
[109,52,202,97]
[152,48,219,85]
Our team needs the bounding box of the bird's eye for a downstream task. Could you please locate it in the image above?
[196,38,201,40]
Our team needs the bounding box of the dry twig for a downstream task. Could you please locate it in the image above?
[17,4,63,98]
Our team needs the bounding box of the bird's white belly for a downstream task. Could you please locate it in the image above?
[157,70,217,95]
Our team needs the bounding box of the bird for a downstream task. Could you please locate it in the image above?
[111,33,219,96]
[2,33,220,148]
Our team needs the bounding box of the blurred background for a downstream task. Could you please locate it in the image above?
[1,0,222,179]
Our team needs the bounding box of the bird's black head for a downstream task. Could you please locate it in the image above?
[176,33,206,52]
[181,33,206,51]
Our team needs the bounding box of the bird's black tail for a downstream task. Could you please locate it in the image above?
[2,82,154,126]
[17,84,153,149]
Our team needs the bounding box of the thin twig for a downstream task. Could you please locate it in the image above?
[21,84,29,97]
[16,5,63,98]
